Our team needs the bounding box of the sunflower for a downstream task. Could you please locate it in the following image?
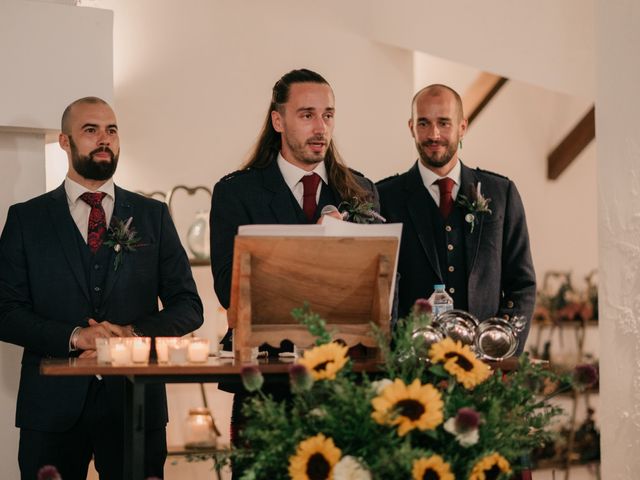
[412,455,455,480]
[371,378,443,436]
[288,433,342,480]
[298,342,349,381]
[469,453,511,480]
[429,338,491,389]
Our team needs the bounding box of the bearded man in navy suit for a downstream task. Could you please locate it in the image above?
[0,97,203,479]
[377,84,535,353]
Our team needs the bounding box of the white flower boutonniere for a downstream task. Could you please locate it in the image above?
[103,217,144,270]
[456,182,492,233]
[338,197,386,224]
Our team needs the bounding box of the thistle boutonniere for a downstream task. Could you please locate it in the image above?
[103,216,143,270]
[456,182,492,233]
[338,197,386,224]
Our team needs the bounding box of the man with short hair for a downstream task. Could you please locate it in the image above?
[0,96,204,479]
[377,84,535,352]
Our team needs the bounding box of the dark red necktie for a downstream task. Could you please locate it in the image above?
[301,173,322,223]
[436,177,455,219]
[80,192,107,253]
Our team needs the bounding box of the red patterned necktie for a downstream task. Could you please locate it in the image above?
[301,173,322,223]
[80,192,107,253]
[436,177,455,219]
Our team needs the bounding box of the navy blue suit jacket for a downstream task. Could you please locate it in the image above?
[377,161,535,352]
[0,184,203,432]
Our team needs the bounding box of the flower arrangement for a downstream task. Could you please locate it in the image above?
[338,197,386,224]
[103,216,143,270]
[224,303,577,480]
[456,182,492,233]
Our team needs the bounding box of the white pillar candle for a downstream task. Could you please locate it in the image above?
[187,338,210,363]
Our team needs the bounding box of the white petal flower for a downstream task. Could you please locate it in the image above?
[333,456,372,480]
[370,378,393,395]
[465,213,475,224]
[444,417,479,447]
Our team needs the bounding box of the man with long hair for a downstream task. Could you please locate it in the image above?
[210,68,379,313]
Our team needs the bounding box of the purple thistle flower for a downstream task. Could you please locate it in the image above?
[289,363,314,391]
[455,407,481,432]
[37,466,62,480]
[573,364,598,390]
[241,365,264,392]
[413,298,432,315]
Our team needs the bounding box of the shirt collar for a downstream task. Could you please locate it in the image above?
[417,158,462,188]
[277,153,329,190]
[64,176,115,204]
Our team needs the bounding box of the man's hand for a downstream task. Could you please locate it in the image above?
[75,319,136,354]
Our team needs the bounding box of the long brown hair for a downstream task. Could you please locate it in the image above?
[243,69,369,202]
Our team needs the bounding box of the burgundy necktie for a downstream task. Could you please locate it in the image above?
[80,192,107,253]
[436,177,455,219]
[301,173,322,223]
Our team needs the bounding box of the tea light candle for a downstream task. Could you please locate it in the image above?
[187,338,210,363]
[110,342,130,366]
[131,337,151,364]
[95,337,111,364]
[168,340,188,365]
[155,337,179,363]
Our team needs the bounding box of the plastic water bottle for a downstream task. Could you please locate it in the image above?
[429,284,454,317]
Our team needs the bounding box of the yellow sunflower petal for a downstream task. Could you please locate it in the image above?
[469,452,511,480]
[412,455,455,480]
[430,338,492,389]
[298,343,349,381]
[288,433,342,480]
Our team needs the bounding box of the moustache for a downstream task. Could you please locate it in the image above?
[89,146,115,158]
[421,140,448,147]
[307,137,327,144]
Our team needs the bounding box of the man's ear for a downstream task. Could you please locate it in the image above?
[408,118,416,139]
[271,110,283,133]
[59,133,71,152]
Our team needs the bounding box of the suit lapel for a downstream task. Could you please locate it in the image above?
[48,184,91,302]
[101,186,133,304]
[459,163,483,276]
[405,164,442,280]
[262,162,305,224]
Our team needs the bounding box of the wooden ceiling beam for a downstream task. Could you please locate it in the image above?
[547,106,595,180]
[462,73,509,126]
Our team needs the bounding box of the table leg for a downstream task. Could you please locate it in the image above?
[124,378,146,480]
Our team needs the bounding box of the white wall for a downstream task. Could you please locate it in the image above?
[596,0,640,477]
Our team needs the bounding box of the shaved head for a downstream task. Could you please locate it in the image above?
[61,96,110,134]
[411,84,464,122]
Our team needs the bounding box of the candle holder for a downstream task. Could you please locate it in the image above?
[184,407,218,449]
[131,337,151,364]
[167,339,189,365]
[187,338,210,363]
[109,337,133,366]
[95,337,111,364]
[155,337,180,364]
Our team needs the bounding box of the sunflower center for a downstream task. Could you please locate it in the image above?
[313,361,331,372]
[484,464,502,480]
[306,453,331,480]
[395,399,425,420]
[422,467,440,480]
[444,352,474,371]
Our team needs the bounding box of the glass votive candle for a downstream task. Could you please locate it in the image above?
[187,338,210,363]
[167,339,189,365]
[95,337,111,364]
[184,407,217,449]
[131,337,151,364]
[155,337,180,364]
[109,337,132,366]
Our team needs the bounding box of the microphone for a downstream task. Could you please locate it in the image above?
[320,205,348,220]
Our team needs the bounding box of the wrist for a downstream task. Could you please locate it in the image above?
[69,326,82,351]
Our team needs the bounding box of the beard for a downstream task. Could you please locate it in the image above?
[284,135,328,166]
[69,137,119,181]
[416,138,458,169]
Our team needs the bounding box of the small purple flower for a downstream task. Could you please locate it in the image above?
[413,298,432,315]
[455,407,481,432]
[37,465,62,480]
[573,364,598,390]
[241,365,264,392]
[289,363,314,391]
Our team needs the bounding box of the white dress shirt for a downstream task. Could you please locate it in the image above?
[277,153,329,208]
[417,159,462,206]
[64,177,115,242]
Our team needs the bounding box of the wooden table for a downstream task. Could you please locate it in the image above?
[40,356,519,480]
[40,356,383,480]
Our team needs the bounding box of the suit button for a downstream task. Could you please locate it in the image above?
[94,264,100,270]
[449,287,455,294]
[94,286,101,292]
[445,225,452,232]
[447,244,454,251]
[448,266,455,272]
[507,300,514,308]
